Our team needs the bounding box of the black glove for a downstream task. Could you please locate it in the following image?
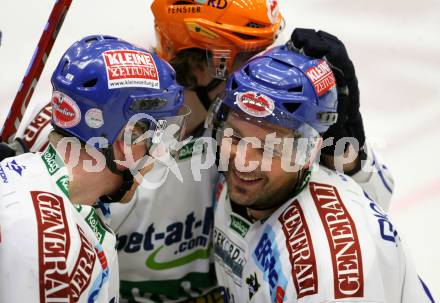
[0,138,29,162]
[289,28,365,156]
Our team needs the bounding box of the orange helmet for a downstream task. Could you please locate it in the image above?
[151,0,284,78]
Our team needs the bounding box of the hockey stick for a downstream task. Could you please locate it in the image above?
[0,0,72,143]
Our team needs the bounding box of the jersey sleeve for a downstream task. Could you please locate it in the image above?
[21,102,53,153]
[0,187,52,302]
[107,253,120,303]
[400,245,436,303]
[350,143,394,210]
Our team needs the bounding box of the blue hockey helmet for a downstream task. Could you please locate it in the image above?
[207,44,338,136]
[206,45,339,165]
[51,34,186,145]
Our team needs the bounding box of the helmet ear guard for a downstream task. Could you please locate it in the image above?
[302,137,323,170]
[209,49,231,79]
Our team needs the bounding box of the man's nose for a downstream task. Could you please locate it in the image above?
[230,140,262,167]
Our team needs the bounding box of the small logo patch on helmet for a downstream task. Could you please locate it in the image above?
[102,50,160,90]
[235,91,275,117]
[85,108,104,128]
[52,91,81,128]
[186,22,219,40]
[305,60,336,97]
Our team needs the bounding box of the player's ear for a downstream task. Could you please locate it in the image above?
[111,137,130,170]
[112,136,141,173]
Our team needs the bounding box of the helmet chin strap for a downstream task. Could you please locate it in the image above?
[100,143,156,203]
[194,78,224,111]
[99,146,135,203]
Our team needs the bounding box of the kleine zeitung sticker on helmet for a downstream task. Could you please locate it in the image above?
[235,91,275,118]
[52,91,81,128]
[305,60,336,97]
[102,50,160,90]
[85,108,104,129]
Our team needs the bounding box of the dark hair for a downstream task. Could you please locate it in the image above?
[170,48,207,89]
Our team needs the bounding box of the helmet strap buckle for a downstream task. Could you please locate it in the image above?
[208,49,231,79]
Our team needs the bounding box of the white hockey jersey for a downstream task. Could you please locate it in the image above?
[0,144,119,303]
[109,136,220,302]
[213,166,433,303]
[350,144,394,210]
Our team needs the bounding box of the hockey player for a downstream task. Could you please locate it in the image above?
[112,1,286,301]
[0,35,187,302]
[151,1,392,209]
[151,0,285,134]
[207,46,434,302]
[0,3,393,303]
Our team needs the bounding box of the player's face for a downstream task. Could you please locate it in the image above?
[221,113,300,209]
